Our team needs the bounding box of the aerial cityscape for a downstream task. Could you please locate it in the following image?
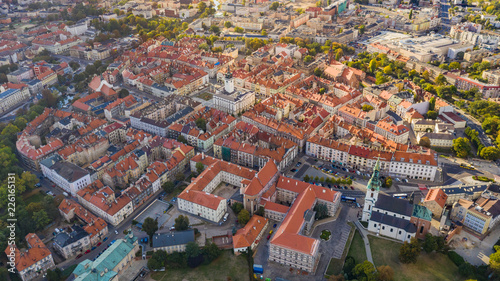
[1,0,500,280]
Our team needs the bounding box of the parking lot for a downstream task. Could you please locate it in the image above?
[134,199,171,229]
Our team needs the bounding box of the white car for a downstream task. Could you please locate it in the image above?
[114,230,118,235]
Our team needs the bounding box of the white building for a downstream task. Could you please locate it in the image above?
[40,155,91,196]
[65,22,88,36]
[0,88,30,115]
[417,132,454,148]
[213,71,255,115]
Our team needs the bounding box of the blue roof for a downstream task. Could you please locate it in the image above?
[0,88,19,99]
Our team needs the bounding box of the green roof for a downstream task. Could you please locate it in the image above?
[73,233,138,281]
[412,204,432,221]
[366,158,382,191]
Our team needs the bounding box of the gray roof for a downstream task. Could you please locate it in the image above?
[54,225,90,247]
[152,230,195,248]
[50,161,89,183]
[375,194,414,216]
[40,154,62,169]
[370,211,417,233]
[421,132,455,140]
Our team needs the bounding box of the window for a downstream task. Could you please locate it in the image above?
[420,226,424,234]
[390,228,393,232]
[382,226,385,230]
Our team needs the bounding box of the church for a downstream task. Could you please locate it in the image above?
[361,160,433,242]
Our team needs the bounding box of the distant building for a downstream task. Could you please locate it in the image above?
[233,215,269,254]
[151,230,195,253]
[54,225,91,259]
[213,69,255,115]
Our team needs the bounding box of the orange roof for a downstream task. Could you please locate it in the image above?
[233,215,268,249]
[244,160,278,196]
[270,176,340,255]
[425,188,447,209]
[179,155,255,209]
[4,234,52,273]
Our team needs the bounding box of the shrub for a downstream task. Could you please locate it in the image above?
[448,251,465,267]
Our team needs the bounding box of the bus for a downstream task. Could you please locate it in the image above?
[392,193,408,199]
[341,196,356,203]
[460,163,475,170]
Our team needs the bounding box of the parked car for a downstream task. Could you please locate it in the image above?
[103,237,108,242]
[76,254,83,259]
[97,242,102,246]
[269,230,273,235]
[91,246,96,251]
[84,249,91,254]
[114,230,119,235]
[290,168,297,172]
[350,186,354,190]
[273,224,277,228]
[267,235,271,240]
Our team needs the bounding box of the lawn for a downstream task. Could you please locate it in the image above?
[320,230,331,241]
[368,236,462,281]
[23,189,46,205]
[198,92,213,101]
[347,230,367,264]
[151,250,249,281]
[62,264,77,279]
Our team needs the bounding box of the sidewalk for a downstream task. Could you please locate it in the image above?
[353,220,374,264]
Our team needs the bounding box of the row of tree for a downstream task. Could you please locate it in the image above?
[148,241,221,270]
[303,175,353,186]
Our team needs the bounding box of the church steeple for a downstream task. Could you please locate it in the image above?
[361,158,382,222]
[366,158,382,192]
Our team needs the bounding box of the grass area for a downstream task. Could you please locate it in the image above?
[62,264,77,279]
[360,221,368,228]
[325,223,355,277]
[368,236,462,281]
[198,92,213,101]
[320,230,331,241]
[151,250,249,281]
[23,189,46,205]
[347,230,367,264]
[473,175,495,182]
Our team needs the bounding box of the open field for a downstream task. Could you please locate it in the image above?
[369,236,463,281]
[151,250,249,281]
[347,230,367,264]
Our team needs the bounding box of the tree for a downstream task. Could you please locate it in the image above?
[41,89,58,108]
[33,210,50,230]
[439,63,449,70]
[369,59,377,73]
[177,135,187,144]
[234,26,244,33]
[362,104,374,112]
[384,177,393,188]
[304,55,313,63]
[175,172,185,182]
[203,241,221,262]
[423,233,437,253]
[353,260,377,280]
[174,215,190,231]
[142,217,158,244]
[319,88,326,95]
[435,74,447,85]
[376,265,394,281]
[186,241,201,259]
[224,21,232,28]
[480,147,500,160]
[422,70,430,81]
[162,181,175,193]
[419,136,431,148]
[383,65,393,75]
[314,67,323,77]
[453,137,471,158]
[231,202,243,214]
[118,88,129,98]
[209,25,220,34]
[375,72,389,85]
[426,110,438,120]
[458,262,475,277]
[196,162,205,174]
[270,1,279,10]
[46,268,63,281]
[399,238,420,263]
[409,9,413,19]
[304,175,310,182]
[238,209,250,225]
[314,203,329,220]
[489,245,500,275]
[335,48,343,61]
[429,97,436,111]
[197,1,207,13]
[449,61,461,70]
